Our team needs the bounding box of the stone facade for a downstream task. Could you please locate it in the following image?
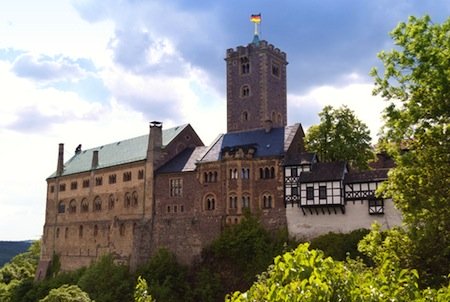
[36,35,402,278]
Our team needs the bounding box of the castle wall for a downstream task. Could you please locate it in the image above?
[286,198,402,240]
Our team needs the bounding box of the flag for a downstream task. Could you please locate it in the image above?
[250,14,261,23]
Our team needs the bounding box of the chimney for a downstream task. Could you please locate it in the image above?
[56,143,64,176]
[148,121,163,163]
[91,150,99,169]
[264,119,273,133]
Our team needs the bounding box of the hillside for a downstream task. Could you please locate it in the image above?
[0,240,32,266]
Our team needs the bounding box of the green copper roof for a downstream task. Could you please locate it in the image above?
[49,124,189,178]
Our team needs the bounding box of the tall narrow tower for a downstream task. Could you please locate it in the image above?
[225,21,288,133]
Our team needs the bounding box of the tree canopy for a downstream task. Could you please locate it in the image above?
[305,105,374,170]
[371,15,450,287]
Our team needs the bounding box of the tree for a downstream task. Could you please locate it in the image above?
[371,15,450,287]
[305,105,374,170]
[39,284,92,302]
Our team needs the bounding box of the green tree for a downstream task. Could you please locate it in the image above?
[39,284,92,302]
[305,105,374,169]
[371,15,450,287]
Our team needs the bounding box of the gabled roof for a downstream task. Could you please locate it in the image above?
[49,124,189,178]
[284,152,316,166]
[157,146,209,173]
[299,161,347,182]
[200,126,299,163]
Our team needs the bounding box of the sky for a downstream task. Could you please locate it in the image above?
[0,0,449,241]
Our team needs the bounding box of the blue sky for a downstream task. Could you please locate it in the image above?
[0,0,449,240]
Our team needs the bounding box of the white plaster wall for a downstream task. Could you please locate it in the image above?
[286,198,403,240]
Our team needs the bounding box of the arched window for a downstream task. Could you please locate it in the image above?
[69,199,76,213]
[242,195,250,209]
[262,194,273,209]
[119,223,125,236]
[93,196,102,212]
[93,225,98,237]
[264,167,270,179]
[204,172,208,183]
[56,227,60,238]
[58,201,65,214]
[229,195,238,209]
[79,225,83,238]
[241,85,250,97]
[133,222,137,235]
[65,227,68,239]
[124,192,131,208]
[205,195,215,211]
[240,56,250,74]
[277,113,282,123]
[109,194,115,210]
[132,191,138,207]
[242,111,248,121]
[270,167,275,178]
[81,199,89,212]
[241,168,250,179]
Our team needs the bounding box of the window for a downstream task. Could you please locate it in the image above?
[81,198,89,212]
[58,201,65,213]
[260,167,275,179]
[108,194,115,210]
[109,174,116,184]
[242,195,250,209]
[262,194,273,209]
[167,206,171,213]
[205,195,215,211]
[242,111,249,121]
[170,178,183,197]
[50,185,55,193]
[204,171,218,183]
[56,227,60,238]
[319,186,327,199]
[241,85,250,97]
[241,168,250,179]
[95,177,103,186]
[79,225,83,238]
[230,169,238,179]
[69,199,76,213]
[82,179,90,188]
[59,183,66,192]
[291,186,299,196]
[272,63,280,77]
[306,187,314,200]
[64,227,68,239]
[123,171,132,182]
[138,169,144,180]
[94,225,98,237]
[291,167,298,177]
[229,195,238,209]
[132,191,138,207]
[124,192,131,208]
[70,181,78,190]
[93,196,102,212]
[240,56,250,74]
[119,223,125,236]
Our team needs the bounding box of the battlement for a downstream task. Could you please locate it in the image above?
[226,40,286,60]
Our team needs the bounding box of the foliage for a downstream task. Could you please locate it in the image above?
[305,105,374,169]
[77,255,133,302]
[134,276,155,302]
[371,15,450,287]
[309,228,370,262]
[226,241,450,301]
[136,249,190,302]
[39,284,92,302]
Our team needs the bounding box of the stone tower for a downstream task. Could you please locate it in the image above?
[225,35,288,133]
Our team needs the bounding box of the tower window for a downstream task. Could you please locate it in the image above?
[241,85,250,97]
[272,63,280,77]
[242,111,249,121]
[240,56,250,74]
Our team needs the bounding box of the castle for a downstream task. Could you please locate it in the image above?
[36,31,401,278]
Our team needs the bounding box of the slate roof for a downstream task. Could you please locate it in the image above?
[298,161,347,182]
[284,152,316,166]
[200,125,299,162]
[344,169,389,183]
[157,146,209,173]
[49,124,189,178]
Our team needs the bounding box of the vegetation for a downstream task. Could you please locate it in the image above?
[305,105,374,170]
[371,15,450,287]
[39,285,93,302]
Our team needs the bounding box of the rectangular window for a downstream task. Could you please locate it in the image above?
[123,172,132,182]
[291,186,299,196]
[138,169,144,180]
[306,187,314,200]
[291,167,298,177]
[109,174,116,184]
[95,177,103,186]
[70,181,77,190]
[170,178,183,197]
[50,185,55,193]
[319,186,327,199]
[369,199,384,215]
[82,179,90,188]
[59,183,66,192]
